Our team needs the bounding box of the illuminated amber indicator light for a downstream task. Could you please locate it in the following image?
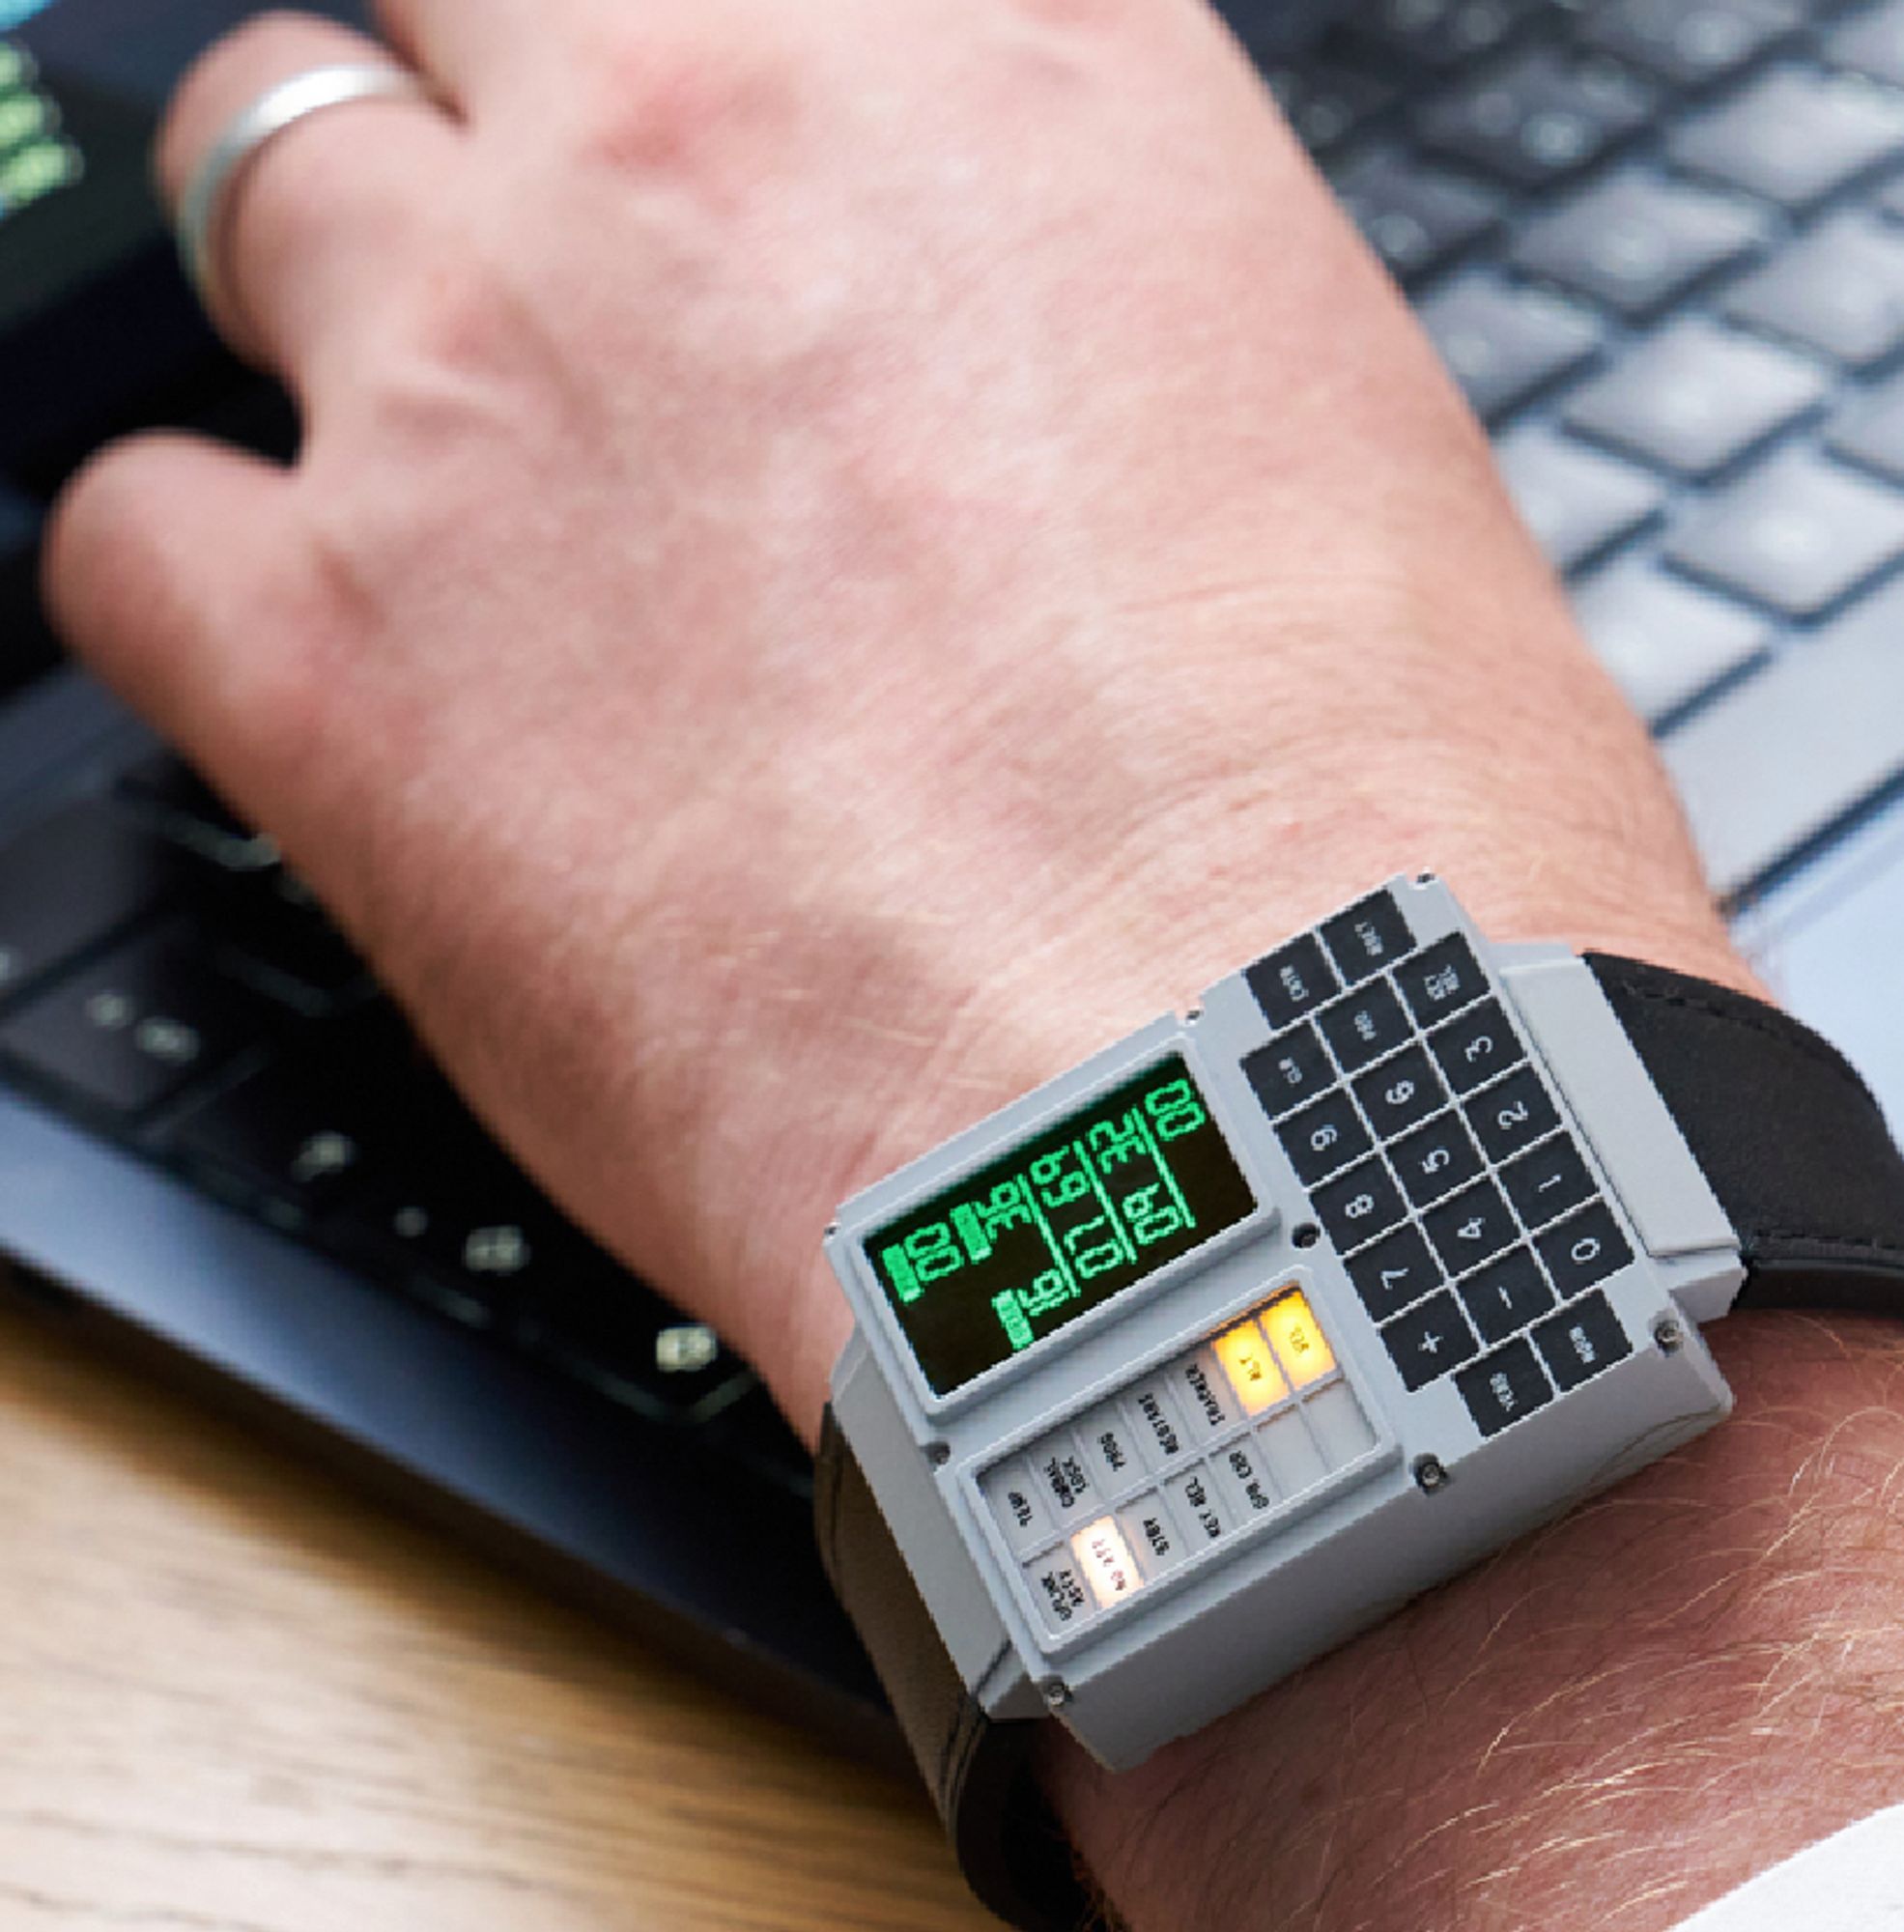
[1071,1516,1145,1609]
[1264,1289,1336,1389]
[1212,1319,1291,1415]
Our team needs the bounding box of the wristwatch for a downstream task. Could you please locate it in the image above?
[813,874,1904,1932]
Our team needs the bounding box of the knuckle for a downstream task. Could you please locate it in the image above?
[561,14,801,186]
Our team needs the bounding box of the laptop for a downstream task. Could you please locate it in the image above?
[2,0,1900,1769]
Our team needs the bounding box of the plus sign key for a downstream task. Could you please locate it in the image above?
[1379,1290,1481,1391]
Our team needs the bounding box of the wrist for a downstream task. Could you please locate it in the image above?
[751,821,1754,1449]
[1046,1310,1904,1932]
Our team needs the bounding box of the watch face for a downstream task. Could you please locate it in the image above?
[867,1056,1257,1396]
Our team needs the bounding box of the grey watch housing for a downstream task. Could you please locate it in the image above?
[823,876,1743,1770]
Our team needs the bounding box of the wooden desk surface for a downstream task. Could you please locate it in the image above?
[0,1299,999,1932]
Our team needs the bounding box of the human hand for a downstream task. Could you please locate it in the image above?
[45,0,1742,1455]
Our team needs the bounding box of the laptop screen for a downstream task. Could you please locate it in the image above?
[1,0,366,339]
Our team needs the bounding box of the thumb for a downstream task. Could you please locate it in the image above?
[43,432,324,827]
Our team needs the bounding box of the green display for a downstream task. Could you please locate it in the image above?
[867,1057,1256,1395]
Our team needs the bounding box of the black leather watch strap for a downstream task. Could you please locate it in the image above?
[1583,955,1904,1315]
[816,957,1904,1932]
[814,1407,1084,1932]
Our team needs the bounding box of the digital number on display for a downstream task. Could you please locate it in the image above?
[867,1057,1256,1394]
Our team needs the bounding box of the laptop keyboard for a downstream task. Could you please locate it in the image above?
[0,750,800,1474]
[2,0,1903,1496]
[1254,0,1904,898]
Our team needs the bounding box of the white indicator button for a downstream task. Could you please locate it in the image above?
[1119,1492,1187,1577]
[1028,1433,1100,1525]
[1262,1289,1338,1390]
[1213,1318,1293,1415]
[1214,1436,1279,1519]
[1076,1401,1143,1497]
[1124,1377,1190,1470]
[1305,1382,1378,1469]
[1256,1408,1329,1500]
[1023,1553,1092,1634]
[981,1458,1053,1558]
[1169,1349,1242,1440]
[1070,1516,1146,1610]
[1166,1463,1239,1547]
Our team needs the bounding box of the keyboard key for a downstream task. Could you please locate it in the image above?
[1499,1135,1597,1228]
[1381,1290,1481,1390]
[1333,151,1504,281]
[1415,51,1656,187]
[193,867,368,1008]
[1424,1177,1519,1273]
[1573,557,1772,723]
[0,923,274,1117]
[1459,1246,1556,1345]
[1829,0,1904,86]
[1348,0,1541,68]
[1312,1154,1407,1252]
[1349,1222,1443,1321]
[116,751,277,874]
[1581,0,1800,84]
[1428,997,1525,1095]
[1353,1042,1448,1137]
[1829,369,1904,480]
[1465,1065,1561,1161]
[1421,275,1605,419]
[1246,932,1339,1029]
[1321,889,1414,984]
[1318,979,1411,1073]
[1395,933,1489,1026]
[1495,427,1665,570]
[1277,1089,1372,1185]
[1456,1338,1554,1435]
[174,1037,377,1218]
[1669,69,1904,208]
[0,799,190,997]
[1665,447,1904,616]
[1725,213,1904,368]
[1243,1023,1333,1121]
[1533,1290,1634,1389]
[1562,318,1828,477]
[1263,59,1396,152]
[1665,582,1904,893]
[1510,173,1770,319]
[1390,1111,1486,1207]
[1538,1202,1634,1297]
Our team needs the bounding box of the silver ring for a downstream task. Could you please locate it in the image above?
[174,62,431,342]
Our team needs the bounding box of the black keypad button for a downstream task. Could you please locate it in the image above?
[1396,934,1487,1026]
[1424,1179,1518,1275]
[1277,1090,1371,1186]
[1457,1246,1556,1347]
[1534,1291,1634,1391]
[1537,1203,1634,1298]
[1381,1290,1481,1391]
[1500,1134,1595,1229]
[1349,1223,1442,1323]
[1456,1339,1554,1437]
[1428,997,1525,1096]
[1312,1155,1407,1254]
[1321,891,1414,984]
[1353,1044,1447,1139]
[1319,980,1411,1074]
[1389,1112,1484,1208]
[1465,1065,1560,1163]
[1243,1024,1333,1121]
[1246,934,1339,1030]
